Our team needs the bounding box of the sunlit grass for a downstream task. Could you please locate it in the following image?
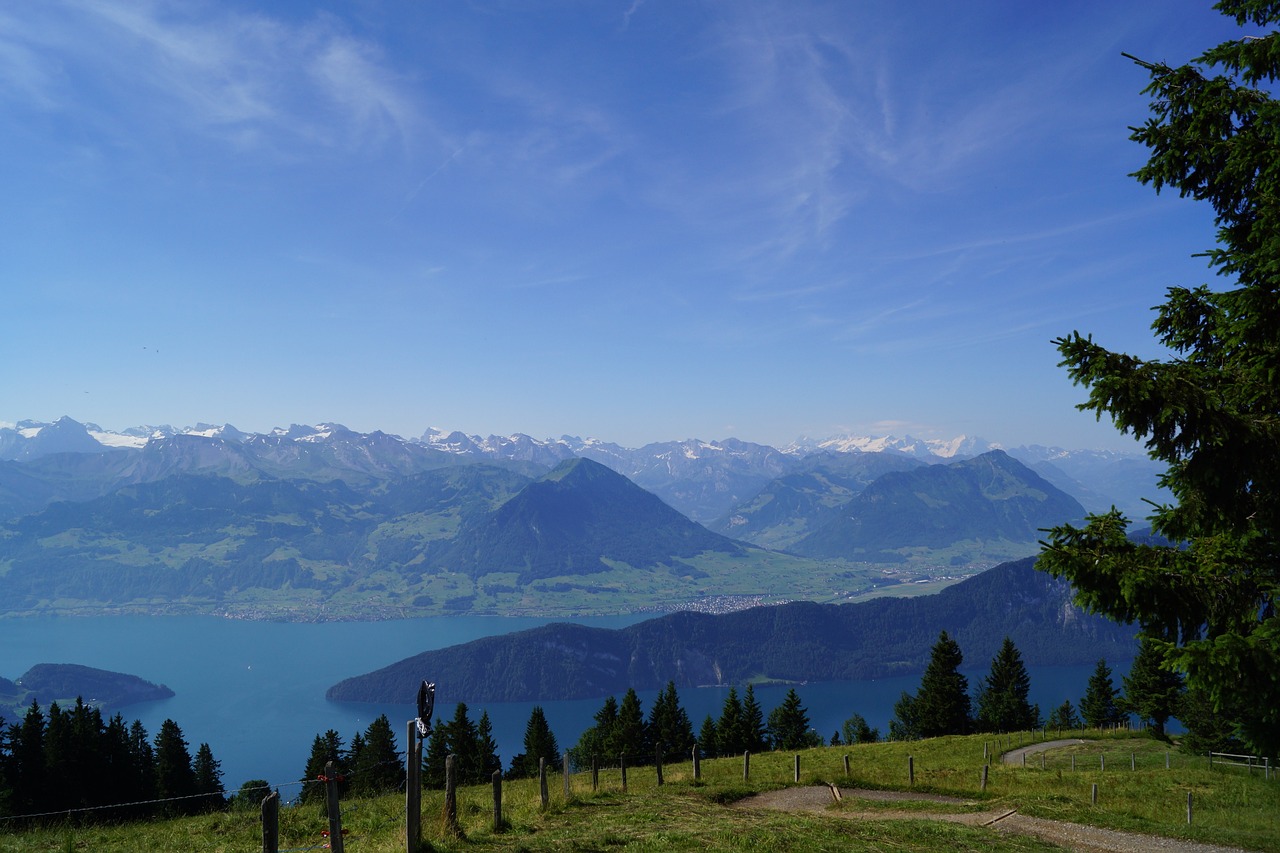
[4,730,1276,852]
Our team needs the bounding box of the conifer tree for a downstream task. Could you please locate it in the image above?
[715,687,745,756]
[1079,659,1126,729]
[507,706,559,779]
[1038,0,1280,757]
[697,715,718,759]
[1179,686,1247,755]
[647,682,695,757]
[569,695,618,769]
[767,688,817,750]
[613,688,648,762]
[301,729,345,803]
[974,637,1039,732]
[192,743,225,811]
[127,719,156,816]
[1046,700,1082,731]
[7,701,46,815]
[906,631,971,738]
[153,719,197,814]
[475,711,501,779]
[1120,638,1186,738]
[350,714,403,794]
[741,684,770,752]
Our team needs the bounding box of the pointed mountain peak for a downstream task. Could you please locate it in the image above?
[541,456,613,483]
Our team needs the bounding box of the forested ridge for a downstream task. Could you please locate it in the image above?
[328,557,1136,704]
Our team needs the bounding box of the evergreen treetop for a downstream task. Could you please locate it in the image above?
[974,637,1039,733]
[1039,0,1280,757]
[912,631,972,738]
[1079,659,1126,729]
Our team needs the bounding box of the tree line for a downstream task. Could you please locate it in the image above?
[886,631,1244,756]
[0,698,225,823]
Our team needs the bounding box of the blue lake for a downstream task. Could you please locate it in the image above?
[0,614,1128,796]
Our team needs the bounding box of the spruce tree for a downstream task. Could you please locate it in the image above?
[1179,686,1247,755]
[697,715,718,759]
[1120,638,1186,738]
[350,714,403,794]
[153,719,197,814]
[475,711,501,779]
[1038,0,1280,757]
[1046,700,1082,731]
[1079,659,1125,729]
[912,631,971,737]
[127,720,156,817]
[974,637,1039,733]
[613,688,648,762]
[192,743,225,811]
[422,714,452,789]
[508,706,559,779]
[647,682,695,758]
[8,701,46,815]
[741,684,770,752]
[715,687,745,756]
[569,695,618,769]
[767,688,816,750]
[445,703,481,784]
[301,729,345,803]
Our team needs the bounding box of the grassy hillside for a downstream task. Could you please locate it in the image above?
[7,731,1276,852]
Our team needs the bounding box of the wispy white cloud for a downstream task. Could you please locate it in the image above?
[0,0,426,158]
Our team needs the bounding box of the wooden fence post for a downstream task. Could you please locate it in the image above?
[563,755,571,799]
[693,746,701,781]
[324,761,345,853]
[1091,783,1098,806]
[1187,791,1193,825]
[794,754,801,783]
[843,754,850,777]
[908,755,914,786]
[620,755,628,792]
[539,758,549,809]
[444,755,459,836]
[261,790,279,853]
[592,755,599,791]
[1100,753,1105,773]
[981,764,988,792]
[655,746,664,786]
[743,751,750,782]
[492,770,503,832]
[405,721,420,853]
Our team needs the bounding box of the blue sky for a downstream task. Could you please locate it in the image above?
[0,1,1250,450]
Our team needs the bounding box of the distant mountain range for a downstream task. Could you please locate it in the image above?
[0,416,1159,618]
[326,556,1137,704]
[1,416,1164,521]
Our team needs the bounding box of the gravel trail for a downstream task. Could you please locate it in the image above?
[734,785,1251,853]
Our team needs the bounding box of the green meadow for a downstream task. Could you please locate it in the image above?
[5,730,1277,852]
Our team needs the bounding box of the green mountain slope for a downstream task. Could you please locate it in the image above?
[430,458,746,583]
[791,450,1084,561]
[709,451,926,549]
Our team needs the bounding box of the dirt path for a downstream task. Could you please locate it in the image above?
[1002,738,1089,766]
[734,785,1251,853]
